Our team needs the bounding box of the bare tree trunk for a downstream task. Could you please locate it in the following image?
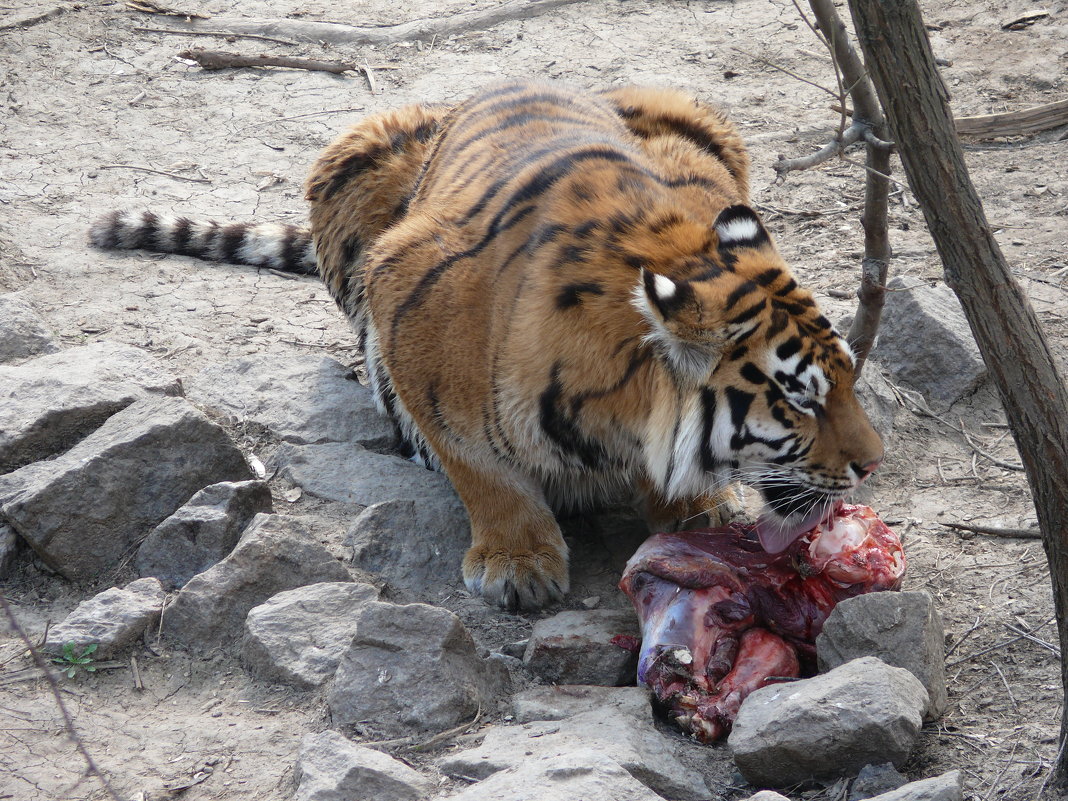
[846,0,1068,792]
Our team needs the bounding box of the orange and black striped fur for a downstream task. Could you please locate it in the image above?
[91,82,882,611]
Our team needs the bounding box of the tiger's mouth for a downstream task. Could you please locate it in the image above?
[751,480,839,554]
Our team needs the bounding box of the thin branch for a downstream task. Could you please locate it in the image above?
[732,47,840,99]
[97,163,211,183]
[133,26,296,45]
[942,521,1042,540]
[0,593,125,801]
[177,48,357,74]
[144,0,586,46]
[773,120,866,174]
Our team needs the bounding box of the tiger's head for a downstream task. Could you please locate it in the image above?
[631,204,882,553]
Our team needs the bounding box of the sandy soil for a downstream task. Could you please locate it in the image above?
[0,0,1066,799]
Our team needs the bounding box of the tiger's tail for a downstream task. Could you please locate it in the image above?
[88,210,318,275]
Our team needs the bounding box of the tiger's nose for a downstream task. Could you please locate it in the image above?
[850,459,880,484]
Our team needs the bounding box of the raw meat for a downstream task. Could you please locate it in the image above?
[619,504,905,741]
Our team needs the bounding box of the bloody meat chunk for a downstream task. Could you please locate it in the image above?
[619,504,905,742]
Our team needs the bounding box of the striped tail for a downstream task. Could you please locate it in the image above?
[88,210,318,275]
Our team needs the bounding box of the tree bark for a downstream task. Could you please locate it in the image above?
[847,0,1068,792]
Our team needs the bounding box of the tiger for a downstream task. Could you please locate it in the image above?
[90,81,883,612]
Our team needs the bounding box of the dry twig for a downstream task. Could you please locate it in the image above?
[942,521,1041,540]
[177,48,358,74]
[134,25,296,45]
[98,163,211,183]
[145,0,585,45]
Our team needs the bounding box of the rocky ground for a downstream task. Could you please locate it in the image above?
[1,0,1066,799]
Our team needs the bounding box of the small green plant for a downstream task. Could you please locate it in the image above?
[51,642,98,679]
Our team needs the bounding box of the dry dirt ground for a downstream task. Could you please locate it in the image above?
[1,0,1066,799]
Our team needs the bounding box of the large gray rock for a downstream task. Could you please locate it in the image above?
[728,657,929,787]
[184,355,395,450]
[522,610,639,686]
[0,522,19,578]
[0,396,251,581]
[162,513,352,647]
[441,695,710,800]
[0,341,179,474]
[0,292,58,364]
[345,497,470,600]
[327,601,510,736]
[135,480,273,588]
[818,590,947,721]
[295,730,433,801]
[512,685,652,724]
[243,581,380,689]
[43,578,165,658]
[854,361,899,436]
[275,442,455,507]
[866,771,962,801]
[872,278,986,404]
[444,749,662,801]
[743,794,791,801]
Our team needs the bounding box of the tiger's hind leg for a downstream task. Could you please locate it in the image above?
[435,450,570,612]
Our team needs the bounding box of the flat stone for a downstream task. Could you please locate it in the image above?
[43,578,165,659]
[818,590,947,721]
[0,341,179,474]
[275,442,454,507]
[345,496,470,600]
[328,601,510,736]
[865,771,962,801]
[512,685,652,723]
[295,730,433,801]
[441,701,709,800]
[728,657,929,787]
[0,396,251,581]
[444,749,662,801]
[136,480,273,589]
[743,793,792,801]
[522,610,640,686]
[0,292,58,364]
[162,513,352,648]
[850,763,910,800]
[243,582,380,689]
[872,278,986,405]
[184,355,395,450]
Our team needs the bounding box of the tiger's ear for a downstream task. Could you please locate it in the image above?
[634,268,728,385]
[713,205,771,258]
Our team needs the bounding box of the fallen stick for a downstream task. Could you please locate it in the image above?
[955,99,1068,139]
[942,521,1042,540]
[146,0,586,45]
[134,25,296,45]
[178,48,357,74]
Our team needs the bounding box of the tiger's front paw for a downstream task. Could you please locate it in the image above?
[462,542,570,612]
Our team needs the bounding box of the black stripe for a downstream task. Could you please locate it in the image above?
[767,309,790,339]
[740,362,766,385]
[133,212,158,250]
[724,280,756,311]
[729,298,766,326]
[699,388,718,471]
[725,387,754,430]
[172,217,194,256]
[776,337,803,361]
[556,282,604,309]
[754,268,781,287]
[539,363,606,468]
[220,224,246,264]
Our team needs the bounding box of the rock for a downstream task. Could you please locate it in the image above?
[345,497,470,600]
[0,341,179,474]
[275,442,455,507]
[43,578,165,658]
[294,730,433,801]
[728,656,929,787]
[0,521,20,578]
[743,793,792,801]
[243,581,380,689]
[442,693,710,800]
[0,292,58,364]
[0,397,251,581]
[135,480,273,588]
[327,601,510,736]
[850,763,910,800]
[184,355,395,450]
[864,770,962,801]
[444,749,662,801]
[872,278,986,405]
[854,361,899,436]
[522,610,640,686]
[162,514,352,647]
[817,590,947,721]
[512,685,652,723]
